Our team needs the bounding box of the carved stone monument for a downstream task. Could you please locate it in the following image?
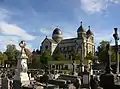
[13,41,30,89]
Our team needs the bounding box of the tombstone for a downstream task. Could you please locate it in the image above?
[1,77,8,89]
[1,77,13,89]
[58,74,81,84]
[13,41,30,89]
[90,75,99,89]
[45,84,59,89]
[81,71,90,88]
[49,71,54,80]
[68,84,76,89]
[48,79,66,88]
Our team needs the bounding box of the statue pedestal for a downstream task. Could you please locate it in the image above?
[14,72,30,86]
[13,57,30,87]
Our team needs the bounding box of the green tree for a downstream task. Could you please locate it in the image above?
[31,53,40,69]
[97,40,116,63]
[111,47,116,62]
[74,53,82,62]
[70,52,82,64]
[2,53,8,66]
[86,52,97,62]
[97,40,109,63]
[5,44,19,67]
[40,51,52,65]
[54,53,64,61]
[0,52,3,65]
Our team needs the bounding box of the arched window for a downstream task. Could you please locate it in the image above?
[91,37,94,42]
[45,45,48,49]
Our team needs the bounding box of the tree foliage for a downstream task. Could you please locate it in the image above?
[5,44,19,67]
[70,52,82,63]
[54,53,64,61]
[86,52,97,62]
[31,53,40,69]
[97,40,116,63]
[74,53,82,62]
[40,51,52,65]
[0,51,8,66]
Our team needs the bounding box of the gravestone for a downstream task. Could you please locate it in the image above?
[48,79,66,88]
[81,71,90,88]
[1,77,8,89]
[58,74,81,86]
[13,41,30,89]
[1,77,13,89]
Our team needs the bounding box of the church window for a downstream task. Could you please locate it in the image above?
[45,45,48,49]
[91,37,94,42]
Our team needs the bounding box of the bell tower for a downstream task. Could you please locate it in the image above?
[77,22,86,39]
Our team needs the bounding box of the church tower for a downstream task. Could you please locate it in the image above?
[86,26,95,55]
[52,27,63,43]
[86,26,94,41]
[77,22,86,39]
[77,22,86,64]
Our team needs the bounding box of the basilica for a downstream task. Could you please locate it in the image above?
[40,22,95,61]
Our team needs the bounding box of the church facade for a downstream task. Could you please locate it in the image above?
[40,22,95,61]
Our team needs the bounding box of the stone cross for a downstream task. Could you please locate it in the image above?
[113,28,119,74]
[105,43,112,73]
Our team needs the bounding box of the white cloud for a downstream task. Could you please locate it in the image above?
[0,8,10,20]
[0,36,20,51]
[0,21,36,40]
[80,0,120,13]
[109,0,120,4]
[0,35,33,52]
[0,8,36,52]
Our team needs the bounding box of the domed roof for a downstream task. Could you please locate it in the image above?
[86,26,94,35]
[77,22,86,33]
[53,27,62,35]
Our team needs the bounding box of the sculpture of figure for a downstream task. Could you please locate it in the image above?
[21,61,28,72]
[13,41,31,88]
[19,40,32,58]
[19,40,32,73]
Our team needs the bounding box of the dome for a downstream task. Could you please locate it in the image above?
[77,22,86,33]
[86,26,94,35]
[52,27,62,43]
[53,28,62,35]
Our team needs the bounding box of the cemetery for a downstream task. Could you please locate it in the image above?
[0,28,120,89]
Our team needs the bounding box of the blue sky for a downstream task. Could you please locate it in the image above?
[0,0,120,51]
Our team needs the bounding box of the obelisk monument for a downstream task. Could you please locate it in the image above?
[13,41,30,89]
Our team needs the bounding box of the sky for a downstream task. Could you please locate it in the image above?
[0,0,120,52]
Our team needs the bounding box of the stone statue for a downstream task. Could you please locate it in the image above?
[19,41,32,58]
[19,40,26,48]
[21,61,27,72]
[19,41,28,72]
[18,41,32,72]
[13,41,31,88]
